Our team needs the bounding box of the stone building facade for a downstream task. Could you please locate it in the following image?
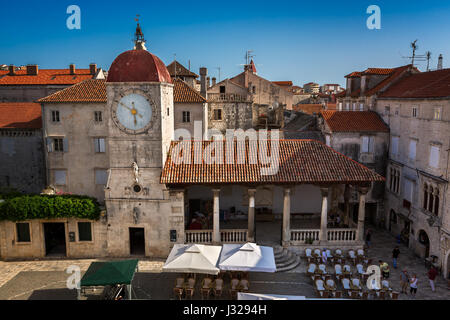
[318,110,390,226]
[375,68,450,279]
[0,103,45,193]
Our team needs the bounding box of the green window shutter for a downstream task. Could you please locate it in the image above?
[16,223,31,242]
[78,222,92,241]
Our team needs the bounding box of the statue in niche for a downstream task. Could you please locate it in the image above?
[132,161,139,184]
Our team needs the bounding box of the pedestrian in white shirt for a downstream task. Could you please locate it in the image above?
[409,274,418,298]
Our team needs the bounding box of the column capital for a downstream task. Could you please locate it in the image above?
[248,188,257,195]
[357,186,370,195]
[283,187,291,195]
[212,188,221,194]
[320,187,329,197]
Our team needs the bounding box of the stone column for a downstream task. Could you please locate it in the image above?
[247,188,256,242]
[319,187,329,242]
[343,184,350,226]
[356,186,370,241]
[282,187,291,246]
[212,188,221,244]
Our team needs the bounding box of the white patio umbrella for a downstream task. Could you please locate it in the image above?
[162,244,222,275]
[218,243,276,272]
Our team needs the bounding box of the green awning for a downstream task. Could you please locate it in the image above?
[80,259,139,287]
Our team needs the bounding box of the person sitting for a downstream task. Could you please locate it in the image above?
[379,260,390,279]
[189,217,203,230]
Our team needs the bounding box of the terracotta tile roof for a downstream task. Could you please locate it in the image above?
[345,71,362,78]
[321,110,389,133]
[167,60,199,78]
[379,68,450,99]
[160,139,384,184]
[0,68,95,85]
[38,79,106,103]
[0,102,42,129]
[362,68,395,75]
[365,65,413,96]
[293,104,323,115]
[39,78,206,104]
[173,79,206,103]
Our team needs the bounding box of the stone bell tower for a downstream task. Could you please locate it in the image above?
[103,23,180,257]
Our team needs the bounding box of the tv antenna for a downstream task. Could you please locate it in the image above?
[426,51,432,71]
[401,40,427,67]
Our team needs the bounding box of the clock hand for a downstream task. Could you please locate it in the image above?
[119,102,132,111]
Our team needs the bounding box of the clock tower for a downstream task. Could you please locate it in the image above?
[104,24,180,257]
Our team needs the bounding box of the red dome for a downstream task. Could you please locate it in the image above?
[107,49,172,83]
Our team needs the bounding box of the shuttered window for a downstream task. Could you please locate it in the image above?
[16,223,31,242]
[78,222,92,241]
[429,146,440,168]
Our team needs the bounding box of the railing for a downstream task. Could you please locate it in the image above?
[290,229,320,243]
[327,229,357,242]
[184,229,248,244]
[221,229,248,243]
[185,230,212,244]
[208,93,251,103]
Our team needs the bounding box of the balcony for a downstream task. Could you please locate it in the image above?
[208,93,252,103]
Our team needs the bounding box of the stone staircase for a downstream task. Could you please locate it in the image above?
[273,246,301,272]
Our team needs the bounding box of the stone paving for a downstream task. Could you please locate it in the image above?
[287,227,449,300]
[0,226,448,300]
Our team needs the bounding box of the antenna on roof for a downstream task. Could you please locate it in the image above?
[401,40,427,68]
[437,54,443,70]
[426,51,432,71]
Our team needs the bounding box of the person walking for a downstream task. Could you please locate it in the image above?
[392,246,400,269]
[365,229,372,248]
[409,274,418,298]
[428,266,438,292]
[400,269,409,294]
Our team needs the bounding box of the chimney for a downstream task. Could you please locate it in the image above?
[212,77,216,87]
[89,63,97,75]
[26,64,38,75]
[200,67,207,98]
[437,54,443,70]
[69,64,76,75]
[8,65,15,76]
[207,77,211,88]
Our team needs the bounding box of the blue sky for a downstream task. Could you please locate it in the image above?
[1,0,450,86]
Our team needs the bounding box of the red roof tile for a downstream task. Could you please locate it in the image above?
[173,79,206,103]
[345,71,362,78]
[107,49,172,84]
[321,110,389,132]
[0,69,95,85]
[39,78,204,104]
[379,68,450,99]
[38,79,106,103]
[0,103,42,129]
[362,68,395,75]
[161,139,384,184]
[365,65,413,96]
[293,104,323,115]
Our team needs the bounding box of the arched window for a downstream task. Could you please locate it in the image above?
[434,189,439,215]
[423,184,428,210]
[428,186,434,212]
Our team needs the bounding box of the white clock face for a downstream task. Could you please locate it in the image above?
[116,93,152,131]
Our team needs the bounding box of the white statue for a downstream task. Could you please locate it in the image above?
[132,161,139,184]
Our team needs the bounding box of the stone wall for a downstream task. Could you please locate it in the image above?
[0,129,45,193]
